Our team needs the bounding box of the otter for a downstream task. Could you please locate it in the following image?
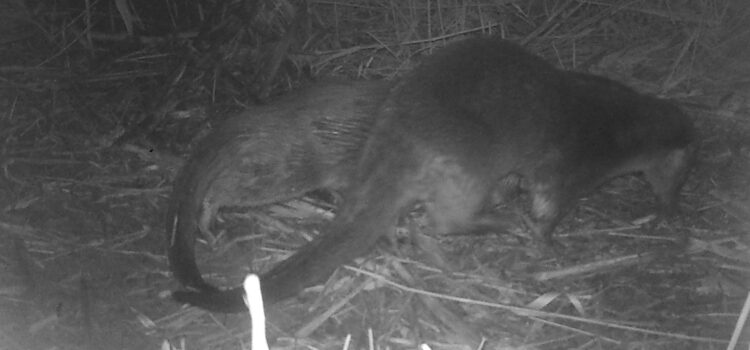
[169,38,695,313]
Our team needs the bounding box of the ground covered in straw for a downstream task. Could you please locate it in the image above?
[1,1,749,349]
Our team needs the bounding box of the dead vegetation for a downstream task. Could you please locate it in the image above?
[0,0,749,349]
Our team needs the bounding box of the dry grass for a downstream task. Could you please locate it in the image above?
[0,0,749,349]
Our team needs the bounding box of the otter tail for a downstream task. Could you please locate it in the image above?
[166,130,251,293]
[171,196,400,312]
[172,133,417,313]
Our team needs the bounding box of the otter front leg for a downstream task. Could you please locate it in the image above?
[640,147,695,246]
[642,147,695,216]
[525,176,573,252]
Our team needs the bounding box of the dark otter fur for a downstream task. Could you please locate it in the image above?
[167,81,390,306]
[169,38,696,313]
